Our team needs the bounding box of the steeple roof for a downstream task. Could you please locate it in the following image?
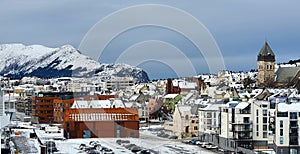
[258,42,275,56]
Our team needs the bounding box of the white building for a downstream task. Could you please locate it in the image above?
[273,102,300,154]
[218,100,272,153]
[105,77,135,90]
[198,102,225,145]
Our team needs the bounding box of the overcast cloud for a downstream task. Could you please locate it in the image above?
[1,0,300,79]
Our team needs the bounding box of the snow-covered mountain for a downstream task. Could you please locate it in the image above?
[0,44,149,82]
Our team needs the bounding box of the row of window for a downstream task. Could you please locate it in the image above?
[277,112,299,118]
[258,64,273,70]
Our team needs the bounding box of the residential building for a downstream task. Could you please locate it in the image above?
[273,102,300,154]
[198,102,225,145]
[105,77,135,90]
[164,105,198,138]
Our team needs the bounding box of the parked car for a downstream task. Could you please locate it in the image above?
[131,146,142,153]
[188,139,201,145]
[201,142,210,148]
[137,149,151,154]
[168,135,178,139]
[87,150,101,154]
[98,147,114,154]
[116,139,130,145]
[205,143,218,149]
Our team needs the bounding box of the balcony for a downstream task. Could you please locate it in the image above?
[230,121,252,125]
[290,125,298,129]
[290,136,299,145]
[231,127,252,132]
[234,135,253,140]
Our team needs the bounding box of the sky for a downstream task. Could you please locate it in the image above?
[1,0,300,79]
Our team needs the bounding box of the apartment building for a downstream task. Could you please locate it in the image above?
[198,102,225,145]
[273,103,300,154]
[217,100,273,153]
[104,77,135,90]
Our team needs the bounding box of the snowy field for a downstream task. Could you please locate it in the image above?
[55,130,217,154]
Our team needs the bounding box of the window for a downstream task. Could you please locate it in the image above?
[194,126,198,130]
[256,117,259,123]
[256,131,259,136]
[263,110,268,116]
[263,117,268,123]
[256,110,259,116]
[263,125,267,131]
[290,112,298,119]
[263,132,268,138]
[191,120,195,123]
[280,137,283,144]
[277,112,288,117]
[185,115,189,120]
[280,120,283,127]
[243,117,249,123]
[280,129,283,136]
[256,125,259,131]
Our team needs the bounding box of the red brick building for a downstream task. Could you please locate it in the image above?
[31,92,112,123]
[64,108,139,138]
[53,95,116,123]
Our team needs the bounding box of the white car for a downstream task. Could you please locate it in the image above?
[206,144,218,149]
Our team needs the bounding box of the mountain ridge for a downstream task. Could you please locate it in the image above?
[0,44,149,82]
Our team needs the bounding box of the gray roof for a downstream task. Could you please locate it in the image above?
[258,42,275,56]
[275,67,300,84]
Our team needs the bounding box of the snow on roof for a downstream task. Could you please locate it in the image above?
[289,91,300,98]
[72,100,112,108]
[225,101,240,108]
[235,102,249,109]
[278,103,300,112]
[178,81,197,89]
[112,99,125,108]
[201,103,226,111]
[129,95,139,101]
[124,102,133,108]
[178,106,191,114]
[164,94,179,99]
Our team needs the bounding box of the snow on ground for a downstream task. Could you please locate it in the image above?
[54,130,217,154]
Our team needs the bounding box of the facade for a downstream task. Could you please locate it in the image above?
[164,105,198,138]
[257,42,275,86]
[53,95,116,123]
[273,103,300,154]
[218,100,272,153]
[64,108,139,138]
[105,77,135,90]
[198,103,225,145]
[31,92,89,123]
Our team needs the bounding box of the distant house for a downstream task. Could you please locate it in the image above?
[164,105,198,138]
[147,96,164,119]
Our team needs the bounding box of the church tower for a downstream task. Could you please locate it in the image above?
[257,42,275,86]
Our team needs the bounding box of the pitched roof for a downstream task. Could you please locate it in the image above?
[258,42,275,56]
[275,67,300,84]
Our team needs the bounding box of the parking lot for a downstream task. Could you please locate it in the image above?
[54,130,217,154]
